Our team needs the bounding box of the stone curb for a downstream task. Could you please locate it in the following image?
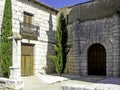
[0,77,8,83]
[61,83,120,90]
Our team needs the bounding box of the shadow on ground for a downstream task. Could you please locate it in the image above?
[62,75,120,85]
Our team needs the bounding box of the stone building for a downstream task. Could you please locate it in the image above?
[0,0,120,85]
[0,0,57,78]
[60,0,120,77]
[3,0,120,89]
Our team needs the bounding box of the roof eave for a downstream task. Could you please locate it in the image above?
[28,0,58,14]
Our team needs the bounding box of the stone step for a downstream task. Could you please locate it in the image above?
[61,83,120,90]
[0,83,5,90]
[61,83,87,90]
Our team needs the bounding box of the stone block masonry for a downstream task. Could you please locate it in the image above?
[61,83,120,90]
[11,0,57,76]
[0,0,57,89]
[65,14,120,76]
[61,0,120,77]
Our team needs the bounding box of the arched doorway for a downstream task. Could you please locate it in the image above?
[88,43,106,76]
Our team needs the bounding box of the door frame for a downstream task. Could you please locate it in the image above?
[87,43,106,76]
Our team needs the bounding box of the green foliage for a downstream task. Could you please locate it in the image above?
[49,13,68,76]
[0,0,12,77]
[61,14,68,73]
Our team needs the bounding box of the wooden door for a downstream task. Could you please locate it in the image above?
[88,44,106,76]
[21,44,34,76]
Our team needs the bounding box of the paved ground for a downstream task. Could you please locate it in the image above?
[0,75,120,90]
[22,75,104,90]
[98,78,120,85]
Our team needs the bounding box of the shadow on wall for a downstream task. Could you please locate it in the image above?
[46,13,56,74]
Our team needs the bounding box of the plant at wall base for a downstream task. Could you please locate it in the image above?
[0,0,12,77]
[49,13,68,76]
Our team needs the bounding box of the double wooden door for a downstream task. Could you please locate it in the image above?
[21,44,34,76]
[88,44,106,76]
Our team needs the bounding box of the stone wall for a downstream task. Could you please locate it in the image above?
[0,0,119,77]
[61,0,120,77]
[64,13,120,76]
[113,14,120,76]
[0,82,5,90]
[0,0,57,77]
[67,0,120,23]
[11,0,57,75]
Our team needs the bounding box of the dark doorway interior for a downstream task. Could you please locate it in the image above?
[88,43,106,76]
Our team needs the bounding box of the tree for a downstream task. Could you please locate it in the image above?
[61,13,68,73]
[0,0,12,77]
[49,13,68,76]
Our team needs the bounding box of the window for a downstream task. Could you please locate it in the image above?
[23,12,33,31]
[20,12,39,39]
[24,12,33,24]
